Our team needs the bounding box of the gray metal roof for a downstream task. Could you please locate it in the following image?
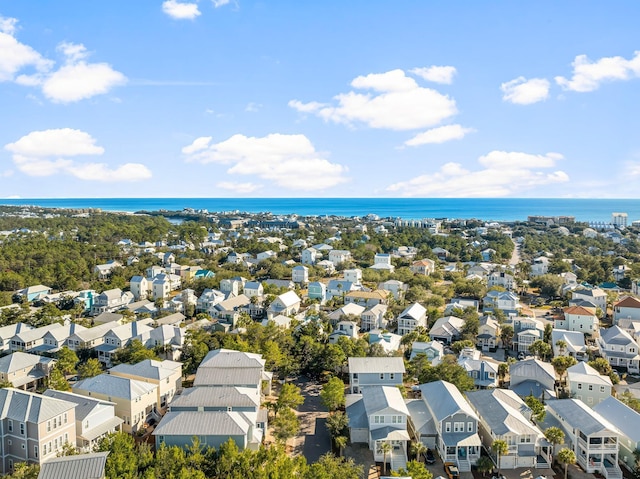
[38,451,109,479]
[547,398,621,436]
[73,373,157,400]
[600,325,635,346]
[71,321,121,342]
[0,352,49,374]
[405,398,436,436]
[169,386,260,409]
[362,386,410,416]
[42,390,116,422]
[466,389,540,437]
[566,362,612,386]
[594,396,640,443]
[348,356,405,374]
[345,394,368,429]
[109,359,181,381]
[193,367,262,387]
[419,380,478,422]
[153,410,251,437]
[199,348,265,369]
[0,388,75,424]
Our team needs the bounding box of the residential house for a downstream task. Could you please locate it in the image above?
[378,280,405,300]
[551,329,588,361]
[129,276,151,301]
[196,289,226,313]
[593,396,640,472]
[445,298,480,316]
[467,389,550,469]
[243,281,263,298]
[300,248,317,265]
[267,291,301,318]
[326,279,356,299]
[368,329,402,354]
[256,250,277,262]
[37,451,109,479]
[488,271,515,291]
[307,282,327,303]
[343,269,362,285]
[0,323,33,352]
[530,257,550,277]
[73,290,95,312]
[507,316,544,353]
[509,358,556,400]
[108,359,182,412]
[467,264,492,278]
[428,316,464,344]
[572,287,608,311]
[263,279,295,290]
[42,390,123,452]
[34,323,87,354]
[219,278,242,296]
[261,315,292,329]
[10,324,66,353]
[457,349,499,389]
[483,290,520,316]
[346,386,410,471]
[410,341,443,363]
[66,321,120,352]
[397,303,427,336]
[317,259,338,273]
[292,265,309,284]
[415,381,481,471]
[545,399,621,477]
[481,248,496,262]
[0,388,76,474]
[598,326,640,374]
[348,357,405,394]
[72,374,158,434]
[328,249,351,266]
[370,253,394,272]
[360,304,388,332]
[0,352,56,391]
[90,289,134,316]
[209,294,251,328]
[15,285,52,303]
[344,290,389,308]
[329,321,359,343]
[151,274,182,300]
[567,362,613,407]
[96,321,153,367]
[432,248,449,260]
[613,296,640,324]
[556,306,599,336]
[193,349,272,399]
[142,325,185,361]
[93,261,122,280]
[410,259,435,276]
[476,315,499,352]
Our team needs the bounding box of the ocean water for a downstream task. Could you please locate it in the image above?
[2,197,640,223]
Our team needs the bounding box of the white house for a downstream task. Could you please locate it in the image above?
[267,291,301,318]
[556,305,599,336]
[343,269,363,285]
[429,316,464,344]
[129,276,151,301]
[360,304,388,332]
[328,249,351,266]
[301,248,317,265]
[613,296,640,324]
[370,253,394,272]
[551,329,587,361]
[567,362,613,408]
[593,396,640,472]
[572,287,608,311]
[487,271,515,291]
[397,303,427,336]
[598,326,640,374]
[348,357,405,394]
[291,265,309,284]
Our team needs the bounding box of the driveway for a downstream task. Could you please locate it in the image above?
[292,376,331,463]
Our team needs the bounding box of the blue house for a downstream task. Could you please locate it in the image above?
[194,269,215,279]
[16,285,52,303]
[307,281,327,303]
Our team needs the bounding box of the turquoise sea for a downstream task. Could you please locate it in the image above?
[2,198,640,223]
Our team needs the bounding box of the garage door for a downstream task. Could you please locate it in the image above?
[351,428,368,444]
[500,456,516,469]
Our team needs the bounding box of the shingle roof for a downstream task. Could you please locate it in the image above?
[564,306,597,316]
[73,374,157,400]
[348,356,405,374]
[615,296,640,309]
[153,410,251,437]
[38,451,109,479]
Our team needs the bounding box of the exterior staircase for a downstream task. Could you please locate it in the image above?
[390,448,408,472]
[457,459,471,472]
[603,465,622,479]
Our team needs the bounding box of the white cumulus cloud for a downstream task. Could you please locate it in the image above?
[162,0,201,20]
[555,51,640,92]
[216,181,262,193]
[41,60,127,103]
[4,128,152,182]
[0,16,52,82]
[405,124,475,147]
[212,0,231,7]
[410,65,457,84]
[182,133,348,190]
[386,150,569,197]
[289,68,457,131]
[501,77,550,105]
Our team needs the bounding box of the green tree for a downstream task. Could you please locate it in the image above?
[112,339,158,365]
[276,383,304,416]
[524,394,546,422]
[97,432,139,479]
[528,340,551,361]
[558,447,576,479]
[552,355,578,385]
[451,339,475,354]
[392,460,433,479]
[588,357,620,384]
[380,442,392,476]
[492,439,508,477]
[320,377,345,412]
[47,367,70,391]
[410,441,427,462]
[273,407,299,444]
[544,426,565,458]
[305,453,362,479]
[4,463,40,479]
[326,411,349,440]
[77,358,103,379]
[334,435,348,457]
[500,324,514,350]
[476,455,494,477]
[56,346,79,375]
[417,355,475,392]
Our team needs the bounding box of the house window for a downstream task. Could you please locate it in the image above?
[64,413,67,424]
[392,416,398,424]
[380,373,385,380]
[7,440,11,446]
[454,422,464,432]
[374,416,381,424]
[578,383,582,390]
[20,423,24,435]
[445,422,451,432]
[34,446,38,458]
[589,385,593,391]
[390,373,395,380]
[8,459,13,470]
[8,420,12,432]
[467,422,473,432]
[600,386,605,393]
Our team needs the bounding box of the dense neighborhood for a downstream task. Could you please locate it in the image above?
[2,207,640,478]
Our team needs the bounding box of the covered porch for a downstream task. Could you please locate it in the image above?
[371,428,410,470]
[440,432,482,471]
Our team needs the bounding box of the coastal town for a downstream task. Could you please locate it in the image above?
[0,206,640,479]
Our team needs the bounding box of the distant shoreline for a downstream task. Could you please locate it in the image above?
[2,197,640,223]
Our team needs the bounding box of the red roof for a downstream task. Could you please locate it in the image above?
[615,296,640,309]
[564,305,597,316]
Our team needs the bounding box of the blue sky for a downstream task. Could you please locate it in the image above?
[1,1,640,198]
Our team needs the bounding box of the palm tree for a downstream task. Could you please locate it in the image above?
[558,447,576,479]
[334,435,348,457]
[555,339,567,356]
[410,441,427,463]
[492,439,508,477]
[380,442,392,475]
[544,426,565,464]
[476,456,494,477]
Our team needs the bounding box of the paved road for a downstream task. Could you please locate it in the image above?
[292,376,331,463]
[509,238,521,266]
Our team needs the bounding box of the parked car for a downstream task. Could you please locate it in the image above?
[425,448,436,465]
[444,462,459,479]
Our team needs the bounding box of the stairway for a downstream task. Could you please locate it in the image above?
[390,448,408,472]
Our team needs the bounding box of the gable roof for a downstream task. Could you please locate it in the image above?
[564,305,597,316]
[567,362,612,386]
[0,352,51,375]
[594,396,640,443]
[42,389,116,421]
[419,380,478,422]
[399,303,427,320]
[0,388,75,424]
[362,385,410,416]
[348,356,405,374]
[169,386,260,409]
[466,389,539,436]
[600,325,635,345]
[108,359,182,381]
[38,451,109,479]
[274,290,301,307]
[73,374,157,400]
[615,296,640,309]
[547,398,620,435]
[509,358,556,386]
[153,410,251,437]
[198,349,265,369]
